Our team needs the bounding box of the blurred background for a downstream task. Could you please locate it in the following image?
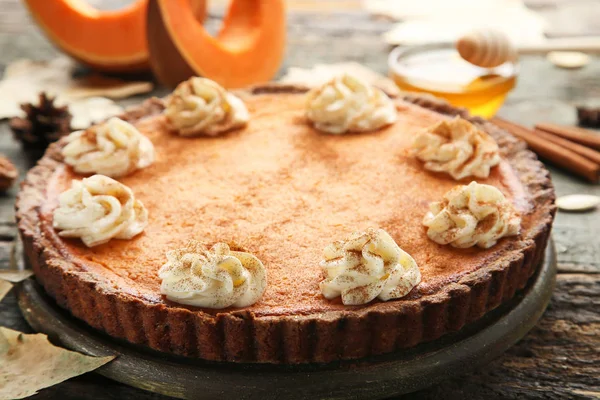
[1,0,599,122]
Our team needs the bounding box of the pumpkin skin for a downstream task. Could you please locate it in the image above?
[23,0,150,73]
[147,0,287,88]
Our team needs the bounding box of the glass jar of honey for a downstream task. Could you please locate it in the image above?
[388,43,518,118]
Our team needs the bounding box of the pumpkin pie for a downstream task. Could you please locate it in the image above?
[16,84,555,364]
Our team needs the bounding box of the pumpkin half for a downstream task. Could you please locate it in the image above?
[147,0,287,88]
[23,0,150,73]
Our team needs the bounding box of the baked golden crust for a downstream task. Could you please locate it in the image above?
[16,86,555,364]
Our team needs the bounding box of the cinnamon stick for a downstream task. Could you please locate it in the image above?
[535,123,600,150]
[533,128,600,165]
[491,117,600,182]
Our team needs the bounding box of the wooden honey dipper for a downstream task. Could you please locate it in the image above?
[457,29,600,68]
[456,30,517,68]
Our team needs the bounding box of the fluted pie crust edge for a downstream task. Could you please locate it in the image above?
[15,86,556,364]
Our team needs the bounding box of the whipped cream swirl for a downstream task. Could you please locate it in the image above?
[413,117,501,180]
[165,77,249,137]
[62,117,155,178]
[423,181,521,249]
[53,174,148,247]
[158,241,267,309]
[306,74,397,134]
[320,228,421,305]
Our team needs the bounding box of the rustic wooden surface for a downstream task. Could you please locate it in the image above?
[0,2,599,399]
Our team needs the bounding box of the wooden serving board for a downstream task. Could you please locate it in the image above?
[16,241,556,400]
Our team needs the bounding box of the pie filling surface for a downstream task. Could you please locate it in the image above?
[37,92,542,317]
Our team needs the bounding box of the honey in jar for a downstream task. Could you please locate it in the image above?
[389,44,517,118]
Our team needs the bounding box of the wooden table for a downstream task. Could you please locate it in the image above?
[0,2,598,399]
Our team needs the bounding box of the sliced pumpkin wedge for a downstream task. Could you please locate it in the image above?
[148,0,287,88]
[24,0,149,73]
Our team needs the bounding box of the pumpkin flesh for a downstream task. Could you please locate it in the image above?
[152,0,286,88]
[23,0,149,72]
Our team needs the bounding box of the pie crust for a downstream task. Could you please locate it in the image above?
[16,86,556,364]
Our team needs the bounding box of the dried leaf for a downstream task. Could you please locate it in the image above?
[0,58,73,119]
[279,62,400,96]
[0,280,11,302]
[0,57,152,128]
[68,97,124,130]
[0,270,33,283]
[65,75,153,100]
[0,327,115,399]
[10,238,24,271]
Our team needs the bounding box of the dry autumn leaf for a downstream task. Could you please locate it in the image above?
[0,269,33,283]
[279,62,400,96]
[0,327,115,399]
[0,280,11,302]
[64,74,153,100]
[0,57,152,129]
[0,59,72,119]
[68,97,125,130]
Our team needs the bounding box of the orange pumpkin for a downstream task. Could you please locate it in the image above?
[24,0,287,86]
[23,0,149,73]
[147,0,287,88]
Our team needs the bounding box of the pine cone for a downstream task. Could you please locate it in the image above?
[0,155,18,192]
[576,106,600,128]
[9,92,72,150]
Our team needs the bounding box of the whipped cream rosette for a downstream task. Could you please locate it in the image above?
[320,228,420,305]
[306,74,397,134]
[62,117,155,178]
[423,181,521,249]
[159,241,267,309]
[413,117,501,180]
[165,77,249,137]
[53,174,148,247]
